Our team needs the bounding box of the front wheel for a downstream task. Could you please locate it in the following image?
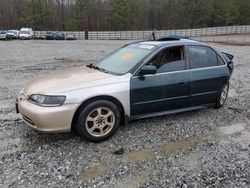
[215,82,229,108]
[76,100,121,142]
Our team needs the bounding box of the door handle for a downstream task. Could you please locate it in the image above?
[178,82,186,85]
[220,76,227,79]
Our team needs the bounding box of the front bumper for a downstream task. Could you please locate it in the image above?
[20,36,31,39]
[17,100,78,133]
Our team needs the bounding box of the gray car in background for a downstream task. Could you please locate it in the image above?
[6,30,20,39]
[0,30,11,40]
[45,32,65,40]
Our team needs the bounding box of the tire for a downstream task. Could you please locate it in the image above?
[215,82,229,109]
[76,100,121,142]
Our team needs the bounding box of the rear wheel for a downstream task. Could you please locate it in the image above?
[76,100,121,142]
[215,82,229,108]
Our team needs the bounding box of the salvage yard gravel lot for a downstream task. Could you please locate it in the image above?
[0,40,250,187]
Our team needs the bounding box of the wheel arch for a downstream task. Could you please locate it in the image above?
[71,95,126,130]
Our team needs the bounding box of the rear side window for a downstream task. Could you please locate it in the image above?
[188,46,218,69]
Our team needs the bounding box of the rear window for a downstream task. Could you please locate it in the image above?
[221,53,231,64]
[218,55,226,66]
[188,46,218,69]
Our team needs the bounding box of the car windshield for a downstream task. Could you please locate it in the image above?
[92,44,155,75]
[0,31,7,34]
[20,31,29,34]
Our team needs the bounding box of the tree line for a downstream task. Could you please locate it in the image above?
[0,0,250,31]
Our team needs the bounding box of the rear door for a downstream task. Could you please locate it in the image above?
[187,45,230,106]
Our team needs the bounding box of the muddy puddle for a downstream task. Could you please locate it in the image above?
[123,134,207,164]
[159,135,205,155]
[76,135,207,181]
[123,149,154,163]
[218,123,247,135]
[78,165,106,180]
[113,169,150,188]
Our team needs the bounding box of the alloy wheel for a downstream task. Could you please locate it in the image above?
[220,84,229,106]
[85,107,115,137]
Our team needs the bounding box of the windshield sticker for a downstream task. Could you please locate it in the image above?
[139,45,155,50]
[122,53,133,61]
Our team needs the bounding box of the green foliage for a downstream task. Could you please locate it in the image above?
[107,0,143,30]
[237,0,250,24]
[17,0,51,30]
[0,0,250,31]
[65,17,82,31]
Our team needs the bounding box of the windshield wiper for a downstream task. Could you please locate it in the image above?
[86,64,108,73]
[86,64,94,69]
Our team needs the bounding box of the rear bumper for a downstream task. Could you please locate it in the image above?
[20,36,32,39]
[18,100,78,133]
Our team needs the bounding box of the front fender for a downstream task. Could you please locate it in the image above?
[61,81,131,116]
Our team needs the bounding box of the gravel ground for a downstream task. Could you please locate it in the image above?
[0,40,249,188]
[196,34,250,45]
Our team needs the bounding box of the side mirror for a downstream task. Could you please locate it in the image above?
[139,65,157,76]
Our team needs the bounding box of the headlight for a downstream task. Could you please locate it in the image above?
[28,94,66,107]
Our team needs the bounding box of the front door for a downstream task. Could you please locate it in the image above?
[130,46,191,117]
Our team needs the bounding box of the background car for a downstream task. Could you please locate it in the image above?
[45,32,55,40]
[6,30,20,39]
[45,32,65,40]
[20,28,34,40]
[66,32,76,40]
[0,30,11,40]
[34,34,46,40]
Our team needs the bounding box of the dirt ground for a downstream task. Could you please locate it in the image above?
[196,34,250,45]
[0,40,249,187]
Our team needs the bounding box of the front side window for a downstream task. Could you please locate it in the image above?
[188,46,218,69]
[147,46,185,73]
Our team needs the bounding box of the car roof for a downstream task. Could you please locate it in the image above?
[135,39,205,47]
[21,28,32,31]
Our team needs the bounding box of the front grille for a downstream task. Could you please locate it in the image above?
[22,115,35,126]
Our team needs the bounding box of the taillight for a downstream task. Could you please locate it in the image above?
[228,61,234,74]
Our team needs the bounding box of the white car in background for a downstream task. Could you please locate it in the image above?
[66,32,76,40]
[7,30,20,39]
[20,28,34,40]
